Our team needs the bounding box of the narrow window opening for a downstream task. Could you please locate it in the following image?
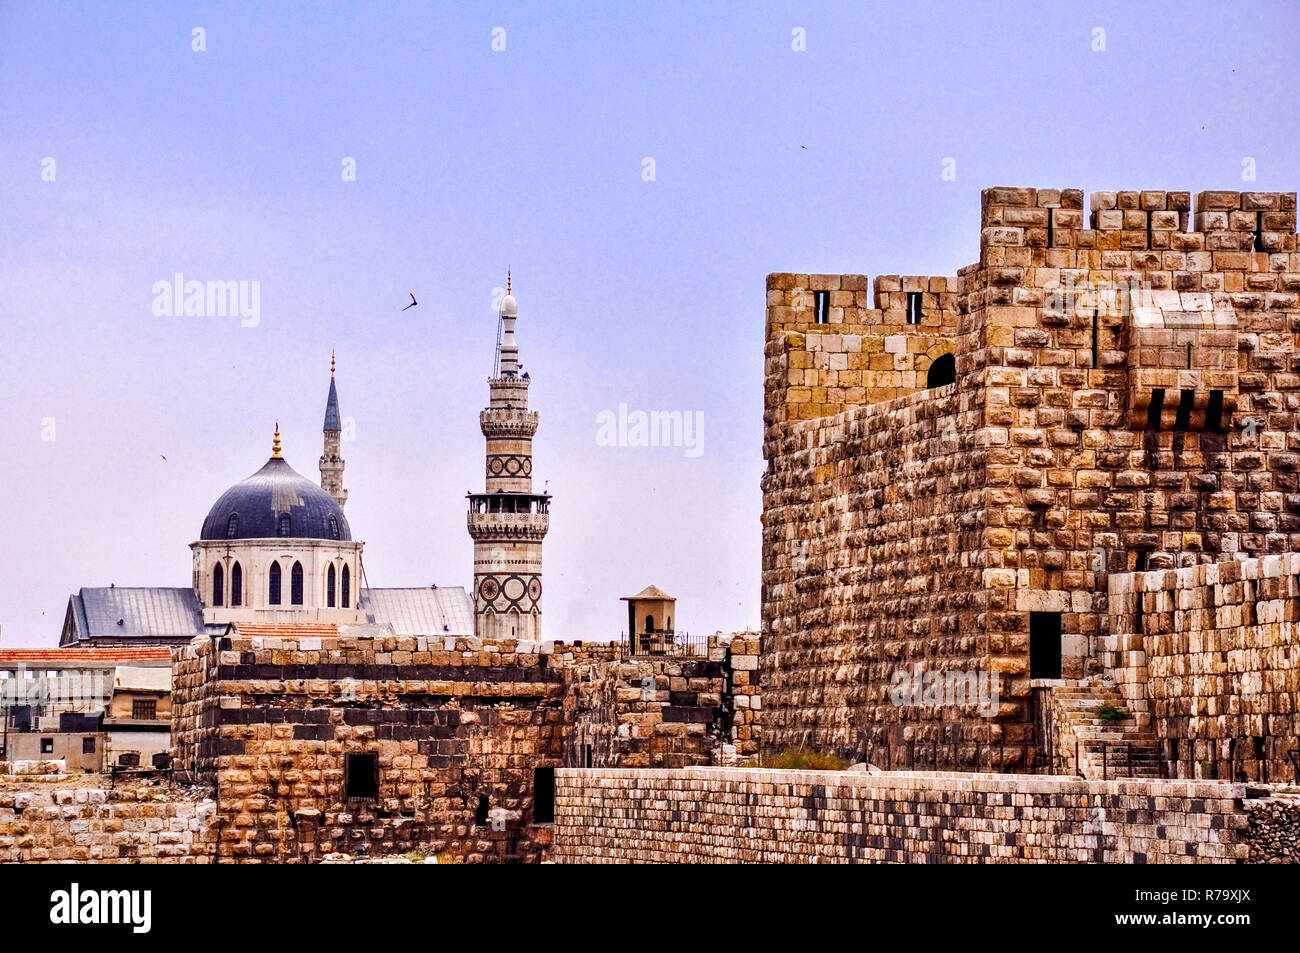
[328,514,340,540]
[291,561,304,606]
[1254,211,1265,253]
[475,795,490,826]
[212,563,224,607]
[230,562,243,607]
[82,737,96,754]
[1046,207,1054,247]
[1091,308,1100,368]
[344,753,379,800]
[268,562,282,605]
[1147,388,1166,430]
[1187,341,1193,369]
[327,565,336,608]
[226,513,239,538]
[1146,209,1153,247]
[533,767,556,824]
[278,513,292,537]
[906,291,923,325]
[1029,611,1063,680]
[926,353,956,388]
[1134,592,1145,633]
[1174,389,1194,431]
[812,289,830,324]
[341,564,351,609]
[1205,390,1225,431]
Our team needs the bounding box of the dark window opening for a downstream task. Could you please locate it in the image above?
[268,562,282,605]
[230,562,243,607]
[645,614,654,633]
[1174,389,1194,431]
[906,291,923,325]
[328,514,340,540]
[1134,592,1145,633]
[212,563,224,607]
[291,561,304,605]
[278,513,292,537]
[813,290,830,324]
[327,564,336,608]
[82,737,96,754]
[926,353,956,388]
[1046,207,1054,247]
[1254,211,1265,253]
[226,513,239,538]
[1146,209,1153,247]
[1134,549,1151,573]
[581,744,593,768]
[1091,308,1100,368]
[475,795,490,826]
[1147,388,1166,430]
[341,565,351,609]
[344,753,378,800]
[132,699,157,720]
[40,738,53,754]
[1029,611,1063,680]
[533,768,556,824]
[1206,390,1225,431]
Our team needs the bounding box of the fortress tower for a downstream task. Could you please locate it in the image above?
[319,351,348,509]
[467,275,550,640]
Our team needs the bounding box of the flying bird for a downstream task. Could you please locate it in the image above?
[160,455,167,462]
[402,292,418,311]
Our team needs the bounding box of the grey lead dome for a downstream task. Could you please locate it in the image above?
[199,456,352,541]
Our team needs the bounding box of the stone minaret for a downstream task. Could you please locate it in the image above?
[467,274,550,640]
[319,351,348,508]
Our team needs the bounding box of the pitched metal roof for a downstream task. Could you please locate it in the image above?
[360,587,475,637]
[199,456,352,541]
[63,587,209,644]
[621,584,675,601]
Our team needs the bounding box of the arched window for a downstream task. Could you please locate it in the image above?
[291,561,304,605]
[226,513,239,538]
[326,565,336,608]
[341,564,351,609]
[328,515,340,540]
[268,562,282,605]
[212,563,224,607]
[278,513,292,537]
[231,562,243,607]
[645,614,654,633]
[927,353,956,389]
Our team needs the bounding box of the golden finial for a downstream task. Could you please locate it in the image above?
[507,269,511,295]
[330,349,336,378]
[272,422,282,458]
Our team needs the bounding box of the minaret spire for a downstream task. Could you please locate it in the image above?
[319,352,348,508]
[467,278,549,640]
[272,421,282,458]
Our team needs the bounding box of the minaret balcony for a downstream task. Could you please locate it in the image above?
[467,510,550,540]
[480,408,539,438]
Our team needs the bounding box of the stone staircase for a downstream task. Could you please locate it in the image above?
[1049,679,1161,780]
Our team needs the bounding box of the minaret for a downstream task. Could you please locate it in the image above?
[319,350,348,508]
[467,274,550,640]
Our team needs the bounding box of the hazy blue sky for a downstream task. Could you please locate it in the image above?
[1,1,1297,646]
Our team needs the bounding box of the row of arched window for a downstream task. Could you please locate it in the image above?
[212,560,350,608]
[223,512,342,540]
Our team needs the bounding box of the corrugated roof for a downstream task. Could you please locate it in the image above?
[0,648,172,664]
[65,588,208,643]
[621,584,675,601]
[361,587,475,636]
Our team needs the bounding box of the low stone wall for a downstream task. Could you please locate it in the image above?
[551,767,1287,864]
[0,782,215,863]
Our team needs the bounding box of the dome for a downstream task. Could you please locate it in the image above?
[500,293,517,317]
[200,456,352,541]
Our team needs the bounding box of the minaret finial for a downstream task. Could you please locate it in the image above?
[507,269,511,295]
[331,348,336,378]
[272,422,283,458]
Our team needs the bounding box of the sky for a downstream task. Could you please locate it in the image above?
[1,1,1298,647]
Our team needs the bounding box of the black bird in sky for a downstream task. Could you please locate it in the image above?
[402,292,418,311]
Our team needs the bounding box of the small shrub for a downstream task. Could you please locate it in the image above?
[758,750,852,771]
[1097,702,1127,726]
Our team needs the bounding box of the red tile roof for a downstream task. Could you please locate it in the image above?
[233,623,340,638]
[0,648,172,664]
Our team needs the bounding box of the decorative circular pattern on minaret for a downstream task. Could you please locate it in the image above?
[486,454,532,477]
[527,577,542,601]
[474,573,543,611]
[502,575,528,602]
[478,576,500,602]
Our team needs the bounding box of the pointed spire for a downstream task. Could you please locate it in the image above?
[507,269,511,295]
[324,353,342,432]
[272,422,283,458]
